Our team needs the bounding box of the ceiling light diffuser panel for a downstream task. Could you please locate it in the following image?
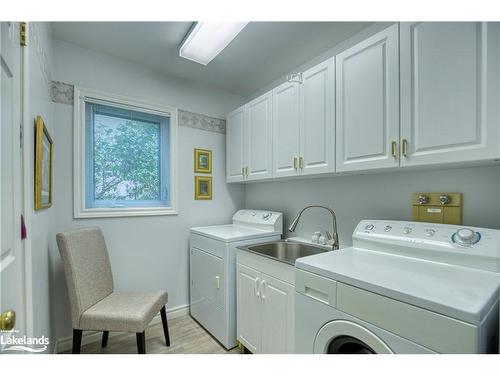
[179,22,249,65]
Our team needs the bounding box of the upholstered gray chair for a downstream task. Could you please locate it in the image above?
[56,227,170,354]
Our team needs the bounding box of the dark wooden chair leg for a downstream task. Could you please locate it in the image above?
[136,331,146,354]
[160,306,171,346]
[101,331,109,348]
[72,329,83,354]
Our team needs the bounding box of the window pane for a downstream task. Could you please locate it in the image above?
[85,102,170,208]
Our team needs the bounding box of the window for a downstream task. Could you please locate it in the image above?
[74,87,177,218]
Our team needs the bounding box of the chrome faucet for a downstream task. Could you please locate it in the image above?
[288,205,339,250]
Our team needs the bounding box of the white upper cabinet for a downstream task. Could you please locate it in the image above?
[272,81,301,178]
[336,24,400,172]
[226,106,245,182]
[226,22,500,183]
[400,22,500,167]
[300,58,335,175]
[245,92,273,181]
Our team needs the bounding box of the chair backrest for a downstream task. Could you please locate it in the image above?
[56,227,114,328]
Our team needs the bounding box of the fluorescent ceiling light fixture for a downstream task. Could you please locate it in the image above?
[179,22,249,65]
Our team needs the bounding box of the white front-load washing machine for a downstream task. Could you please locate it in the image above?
[295,220,500,354]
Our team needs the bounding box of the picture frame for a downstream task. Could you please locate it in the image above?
[35,116,53,210]
[194,148,212,173]
[194,176,212,200]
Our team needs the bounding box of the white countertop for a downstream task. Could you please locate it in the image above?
[296,247,500,325]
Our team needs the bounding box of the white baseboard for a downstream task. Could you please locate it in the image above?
[54,304,189,354]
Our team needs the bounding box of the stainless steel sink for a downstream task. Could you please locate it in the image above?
[239,240,328,265]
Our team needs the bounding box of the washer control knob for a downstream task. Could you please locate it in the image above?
[364,224,374,231]
[263,212,270,220]
[453,228,480,245]
[425,229,436,237]
[384,225,392,232]
[403,227,412,234]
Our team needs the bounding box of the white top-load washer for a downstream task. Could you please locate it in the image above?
[295,220,500,354]
[190,209,283,349]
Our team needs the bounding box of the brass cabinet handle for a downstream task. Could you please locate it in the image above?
[391,141,398,159]
[293,157,298,170]
[246,166,249,177]
[242,167,245,177]
[299,156,304,170]
[0,310,16,331]
[402,139,409,158]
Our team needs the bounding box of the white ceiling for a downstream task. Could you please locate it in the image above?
[51,22,372,97]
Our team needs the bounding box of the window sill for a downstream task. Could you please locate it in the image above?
[74,206,178,219]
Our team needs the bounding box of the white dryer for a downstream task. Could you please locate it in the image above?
[295,220,500,354]
[190,209,282,349]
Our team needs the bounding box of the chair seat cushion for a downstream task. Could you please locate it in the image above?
[79,290,168,333]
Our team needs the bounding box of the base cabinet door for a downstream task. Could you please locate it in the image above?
[236,263,261,353]
[226,106,246,182]
[336,24,400,172]
[260,274,295,354]
[246,92,273,181]
[400,22,500,166]
[299,58,335,175]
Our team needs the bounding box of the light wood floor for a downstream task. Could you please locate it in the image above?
[64,315,241,354]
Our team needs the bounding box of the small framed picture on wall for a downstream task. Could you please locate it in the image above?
[34,116,53,210]
[194,148,212,173]
[195,176,212,200]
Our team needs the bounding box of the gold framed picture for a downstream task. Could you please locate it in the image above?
[194,148,212,173]
[35,116,53,210]
[195,176,212,200]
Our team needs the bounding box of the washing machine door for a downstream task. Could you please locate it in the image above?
[314,320,393,354]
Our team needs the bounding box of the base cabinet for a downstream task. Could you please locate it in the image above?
[236,251,295,354]
[260,274,295,353]
[236,263,261,353]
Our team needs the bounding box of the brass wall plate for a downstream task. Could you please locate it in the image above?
[412,192,462,225]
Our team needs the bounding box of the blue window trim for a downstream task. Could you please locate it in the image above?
[84,101,170,209]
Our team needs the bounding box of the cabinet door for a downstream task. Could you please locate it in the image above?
[236,263,261,353]
[400,22,500,166]
[245,92,273,181]
[226,106,245,182]
[260,274,295,354]
[336,24,400,172]
[299,58,335,175]
[273,81,300,178]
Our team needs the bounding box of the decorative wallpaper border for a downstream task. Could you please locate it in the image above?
[51,81,226,134]
[51,81,74,104]
[177,109,226,134]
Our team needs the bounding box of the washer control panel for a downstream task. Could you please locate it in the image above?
[354,220,500,250]
[353,220,500,271]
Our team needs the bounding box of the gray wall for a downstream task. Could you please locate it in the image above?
[50,39,246,341]
[245,166,500,247]
[27,22,55,351]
